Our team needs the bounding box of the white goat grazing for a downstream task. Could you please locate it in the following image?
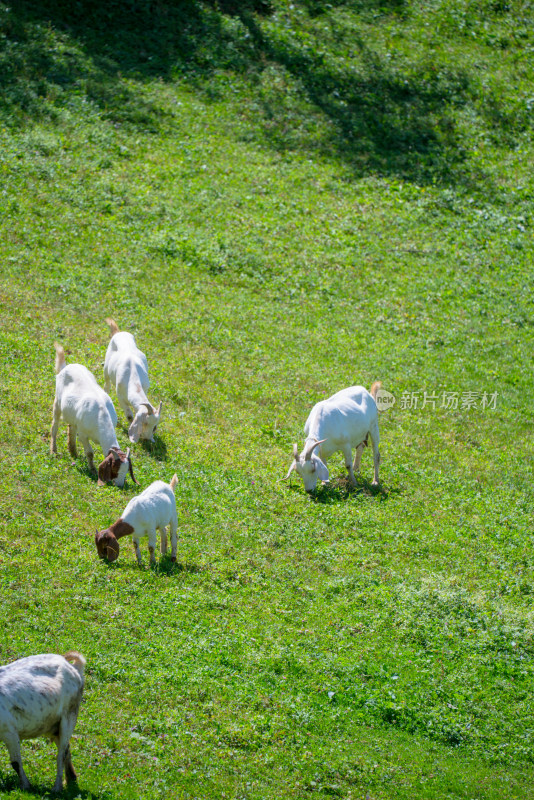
[50,344,137,487]
[0,651,85,792]
[95,474,179,566]
[103,318,162,443]
[286,382,381,493]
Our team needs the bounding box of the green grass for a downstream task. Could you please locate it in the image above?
[1,1,534,797]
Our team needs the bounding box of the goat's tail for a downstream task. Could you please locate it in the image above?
[106,317,120,336]
[170,474,178,492]
[63,651,86,678]
[54,343,67,374]
[370,381,382,400]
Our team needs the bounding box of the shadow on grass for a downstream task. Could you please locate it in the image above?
[153,556,205,576]
[0,773,113,799]
[1,0,518,187]
[139,433,168,461]
[99,554,204,576]
[287,474,399,503]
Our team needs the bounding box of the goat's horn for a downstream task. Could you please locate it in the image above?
[125,447,130,460]
[304,438,327,461]
[285,460,296,480]
[156,400,163,416]
[128,453,139,485]
[293,443,299,460]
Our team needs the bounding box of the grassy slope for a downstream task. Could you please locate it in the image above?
[1,1,534,798]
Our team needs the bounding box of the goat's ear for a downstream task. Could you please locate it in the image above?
[106,539,119,562]
[97,454,113,485]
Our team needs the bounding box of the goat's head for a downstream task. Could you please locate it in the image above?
[128,401,163,443]
[286,439,329,493]
[97,447,137,487]
[95,528,120,562]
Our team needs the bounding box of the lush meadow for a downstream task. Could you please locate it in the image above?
[1,1,534,797]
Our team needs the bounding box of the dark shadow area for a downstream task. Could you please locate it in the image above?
[100,552,204,574]
[0,0,523,185]
[302,0,405,14]
[154,557,205,576]
[237,11,473,185]
[286,474,399,503]
[0,771,113,799]
[139,433,168,461]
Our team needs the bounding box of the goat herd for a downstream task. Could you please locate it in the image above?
[0,319,382,792]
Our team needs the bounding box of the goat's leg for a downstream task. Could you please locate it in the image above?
[117,388,134,423]
[3,728,31,790]
[133,540,144,566]
[51,734,77,786]
[369,425,380,486]
[103,367,111,394]
[67,424,78,459]
[170,515,178,563]
[342,443,357,486]
[77,434,95,472]
[353,442,366,474]
[63,743,77,784]
[148,530,157,566]
[53,715,78,792]
[160,526,168,556]
[50,399,61,455]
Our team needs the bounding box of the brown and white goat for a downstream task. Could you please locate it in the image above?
[50,344,137,487]
[96,475,179,566]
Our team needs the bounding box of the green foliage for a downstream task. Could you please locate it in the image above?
[1,1,534,798]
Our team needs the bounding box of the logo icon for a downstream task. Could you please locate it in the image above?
[375,388,396,413]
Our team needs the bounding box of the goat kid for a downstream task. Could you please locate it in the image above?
[286,382,381,493]
[50,344,137,487]
[0,651,85,792]
[95,474,179,566]
[104,318,162,443]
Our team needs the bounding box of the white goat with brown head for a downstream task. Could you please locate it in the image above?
[286,382,382,493]
[95,474,179,566]
[103,318,162,443]
[50,344,137,487]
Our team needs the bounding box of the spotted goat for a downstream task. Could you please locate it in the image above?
[0,651,85,792]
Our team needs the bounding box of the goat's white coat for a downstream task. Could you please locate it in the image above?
[50,348,130,486]
[123,479,178,564]
[104,327,161,443]
[289,385,381,492]
[0,652,85,792]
